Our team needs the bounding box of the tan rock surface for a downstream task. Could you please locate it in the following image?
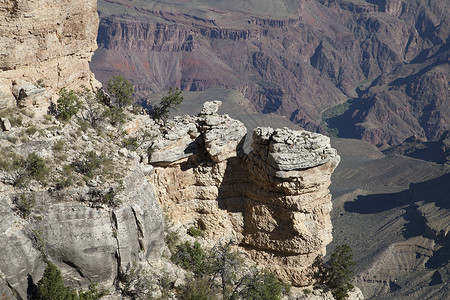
[0,0,100,113]
[149,101,340,286]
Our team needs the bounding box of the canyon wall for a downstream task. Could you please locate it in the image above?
[0,0,100,114]
[149,101,340,285]
[93,0,449,148]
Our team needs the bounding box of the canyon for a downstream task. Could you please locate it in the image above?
[92,0,449,149]
[1,0,448,299]
[1,1,349,298]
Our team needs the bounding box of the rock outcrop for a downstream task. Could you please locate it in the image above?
[150,101,340,285]
[0,112,165,298]
[0,0,100,114]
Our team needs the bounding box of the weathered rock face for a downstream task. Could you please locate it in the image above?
[0,0,100,113]
[0,108,165,299]
[150,102,340,285]
[0,165,165,298]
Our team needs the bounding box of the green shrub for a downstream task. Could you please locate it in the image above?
[55,176,75,190]
[151,87,183,123]
[0,150,24,172]
[36,262,73,300]
[26,152,48,182]
[170,240,289,300]
[172,241,210,276]
[53,140,65,151]
[120,262,154,298]
[164,230,180,253]
[25,125,38,136]
[14,152,49,187]
[326,244,355,300]
[55,88,82,121]
[107,75,134,108]
[102,106,126,127]
[239,272,288,300]
[187,226,203,238]
[77,285,109,300]
[72,151,102,178]
[180,276,217,300]
[122,136,139,150]
[13,193,35,218]
[36,262,108,300]
[30,228,46,257]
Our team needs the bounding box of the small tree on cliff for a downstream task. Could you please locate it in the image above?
[36,261,108,300]
[326,244,355,300]
[36,261,72,300]
[54,88,82,121]
[150,87,183,124]
[106,75,134,108]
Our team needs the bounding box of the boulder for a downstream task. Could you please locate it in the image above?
[0,117,11,131]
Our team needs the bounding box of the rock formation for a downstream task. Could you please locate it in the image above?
[0,0,100,114]
[0,110,165,298]
[0,0,347,296]
[149,101,340,285]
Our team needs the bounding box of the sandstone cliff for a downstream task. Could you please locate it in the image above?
[149,101,340,285]
[0,0,100,114]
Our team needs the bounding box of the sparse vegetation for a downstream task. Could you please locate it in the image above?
[122,129,155,151]
[170,239,289,300]
[30,228,46,258]
[53,140,65,151]
[52,88,83,121]
[150,87,183,123]
[187,225,203,238]
[11,152,49,187]
[85,186,123,207]
[71,151,103,178]
[320,99,356,137]
[313,244,355,300]
[326,244,355,300]
[78,87,105,128]
[172,240,210,276]
[120,262,154,299]
[103,106,126,127]
[13,193,36,218]
[36,262,108,300]
[107,75,134,108]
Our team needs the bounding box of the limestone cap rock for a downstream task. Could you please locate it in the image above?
[200,100,222,115]
[253,126,338,172]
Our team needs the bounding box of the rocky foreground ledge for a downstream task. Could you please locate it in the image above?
[0,100,342,298]
[149,101,340,285]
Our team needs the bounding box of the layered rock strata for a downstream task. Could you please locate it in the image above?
[0,0,100,113]
[149,101,340,285]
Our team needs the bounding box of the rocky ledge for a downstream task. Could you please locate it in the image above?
[149,101,340,285]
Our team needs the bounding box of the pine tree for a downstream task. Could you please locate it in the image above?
[326,244,355,300]
[36,262,74,300]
